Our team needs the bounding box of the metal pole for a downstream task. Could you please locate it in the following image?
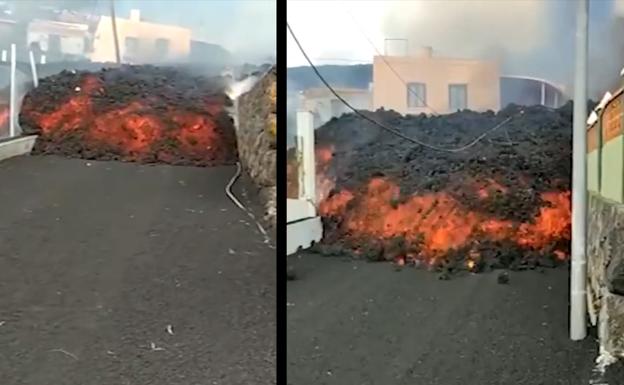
[28,50,38,88]
[570,0,589,341]
[9,43,16,137]
[110,0,121,64]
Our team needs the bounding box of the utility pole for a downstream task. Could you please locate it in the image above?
[570,0,589,341]
[110,0,121,64]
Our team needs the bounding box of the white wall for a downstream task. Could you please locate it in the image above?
[60,36,85,56]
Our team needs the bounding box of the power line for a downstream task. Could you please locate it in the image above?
[346,10,439,115]
[287,22,522,153]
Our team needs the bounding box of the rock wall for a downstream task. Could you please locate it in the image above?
[588,193,624,358]
[236,66,276,226]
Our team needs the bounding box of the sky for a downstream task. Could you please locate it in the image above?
[104,0,276,62]
[287,0,621,95]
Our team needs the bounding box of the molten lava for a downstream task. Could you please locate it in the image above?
[19,67,238,166]
[319,176,571,266]
[316,145,335,202]
[312,105,573,271]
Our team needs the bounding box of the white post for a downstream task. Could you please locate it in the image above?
[540,82,546,106]
[296,110,316,203]
[9,43,16,138]
[40,54,46,64]
[1,49,7,62]
[28,50,38,88]
[570,0,588,341]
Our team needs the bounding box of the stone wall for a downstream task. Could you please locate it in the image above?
[236,66,276,226]
[587,88,624,359]
[588,193,624,358]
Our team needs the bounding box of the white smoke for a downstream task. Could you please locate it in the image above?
[380,0,551,59]
[225,74,260,100]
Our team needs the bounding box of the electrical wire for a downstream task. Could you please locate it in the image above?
[287,22,524,153]
[225,162,274,248]
[345,10,439,115]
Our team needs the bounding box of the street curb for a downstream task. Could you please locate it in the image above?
[0,135,37,162]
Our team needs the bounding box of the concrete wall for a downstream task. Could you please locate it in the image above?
[588,194,624,359]
[587,88,624,359]
[372,53,500,115]
[236,66,276,226]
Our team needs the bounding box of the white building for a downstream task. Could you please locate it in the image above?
[27,19,91,60]
[299,87,371,128]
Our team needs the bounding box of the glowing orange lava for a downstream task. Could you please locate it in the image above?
[21,74,236,165]
[316,145,336,202]
[320,177,571,261]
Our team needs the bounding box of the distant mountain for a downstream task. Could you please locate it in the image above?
[287,64,372,91]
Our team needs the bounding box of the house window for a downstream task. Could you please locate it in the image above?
[407,82,426,108]
[449,84,468,111]
[124,37,139,55]
[155,38,170,58]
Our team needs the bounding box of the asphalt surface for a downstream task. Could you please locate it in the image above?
[0,155,275,385]
[287,253,624,385]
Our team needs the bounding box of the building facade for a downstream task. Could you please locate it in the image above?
[372,48,500,115]
[91,10,191,64]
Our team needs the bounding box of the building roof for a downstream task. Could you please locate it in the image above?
[301,87,369,99]
[501,75,565,94]
[28,19,89,36]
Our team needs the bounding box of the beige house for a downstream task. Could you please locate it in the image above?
[91,10,191,64]
[300,87,371,128]
[372,47,500,115]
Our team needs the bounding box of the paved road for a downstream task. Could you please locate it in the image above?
[287,253,624,385]
[0,155,275,385]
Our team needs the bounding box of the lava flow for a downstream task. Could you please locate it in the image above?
[19,66,238,166]
[312,104,574,272]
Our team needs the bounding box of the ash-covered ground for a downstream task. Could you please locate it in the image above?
[308,103,578,275]
[19,65,238,166]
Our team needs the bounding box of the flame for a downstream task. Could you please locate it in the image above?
[320,177,571,262]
